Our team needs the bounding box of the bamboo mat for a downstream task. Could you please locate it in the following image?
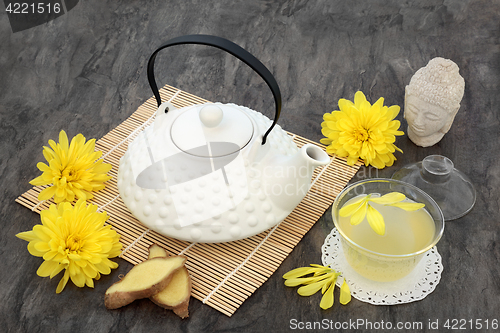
[16,84,361,317]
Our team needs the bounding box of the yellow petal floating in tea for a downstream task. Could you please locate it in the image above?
[367,204,386,235]
[339,195,367,216]
[369,192,405,205]
[350,202,368,226]
[338,192,425,235]
[391,201,426,211]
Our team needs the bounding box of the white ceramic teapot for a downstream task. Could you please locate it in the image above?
[117,35,330,242]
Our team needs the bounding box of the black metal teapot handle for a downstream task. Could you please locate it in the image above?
[147,34,281,145]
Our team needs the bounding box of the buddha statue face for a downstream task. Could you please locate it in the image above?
[404,57,464,147]
[404,91,459,147]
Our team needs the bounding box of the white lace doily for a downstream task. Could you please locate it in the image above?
[321,228,443,305]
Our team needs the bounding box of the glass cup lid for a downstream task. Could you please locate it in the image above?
[392,155,476,221]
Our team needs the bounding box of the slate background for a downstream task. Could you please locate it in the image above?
[1,1,499,332]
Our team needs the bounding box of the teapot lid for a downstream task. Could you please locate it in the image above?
[170,103,254,157]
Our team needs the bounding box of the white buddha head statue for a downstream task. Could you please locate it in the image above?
[404,57,465,147]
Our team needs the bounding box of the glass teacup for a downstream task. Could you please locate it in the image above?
[332,178,444,282]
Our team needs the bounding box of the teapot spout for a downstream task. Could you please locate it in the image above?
[300,143,331,170]
[263,144,330,212]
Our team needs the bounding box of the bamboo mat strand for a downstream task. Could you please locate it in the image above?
[16,84,361,317]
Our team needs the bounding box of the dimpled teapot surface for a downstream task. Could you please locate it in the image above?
[117,35,329,242]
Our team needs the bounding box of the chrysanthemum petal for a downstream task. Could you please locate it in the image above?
[85,276,94,289]
[386,105,401,119]
[27,242,45,257]
[366,204,386,235]
[31,225,52,242]
[94,261,112,275]
[59,130,69,152]
[350,203,368,226]
[353,91,366,107]
[391,202,425,211]
[29,175,49,186]
[320,280,336,310]
[49,263,65,279]
[82,263,98,279]
[16,230,36,242]
[34,241,50,253]
[339,280,351,305]
[369,192,406,205]
[297,278,329,296]
[346,155,360,166]
[71,271,86,288]
[283,266,317,280]
[338,98,354,112]
[42,250,58,261]
[339,196,367,217]
[285,276,323,287]
[55,187,66,201]
[37,260,60,277]
[38,186,57,201]
[320,138,332,145]
[56,270,70,293]
[323,113,336,121]
[42,146,55,162]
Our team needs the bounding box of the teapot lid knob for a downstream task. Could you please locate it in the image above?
[199,105,223,128]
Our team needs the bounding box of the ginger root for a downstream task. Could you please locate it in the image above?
[148,243,169,258]
[104,255,186,310]
[148,244,192,319]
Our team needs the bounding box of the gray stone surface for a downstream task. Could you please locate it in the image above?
[1,0,499,332]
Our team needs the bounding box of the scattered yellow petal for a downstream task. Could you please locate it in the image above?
[285,276,323,287]
[320,281,335,310]
[283,265,346,310]
[297,277,330,296]
[339,280,351,305]
[282,266,317,280]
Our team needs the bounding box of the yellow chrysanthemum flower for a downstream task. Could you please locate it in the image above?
[30,130,112,203]
[16,200,122,293]
[321,91,404,169]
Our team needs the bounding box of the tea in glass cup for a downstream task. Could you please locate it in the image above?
[332,179,444,282]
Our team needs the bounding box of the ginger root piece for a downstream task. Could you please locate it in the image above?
[151,266,192,318]
[148,243,169,259]
[104,256,186,310]
[148,244,192,319]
